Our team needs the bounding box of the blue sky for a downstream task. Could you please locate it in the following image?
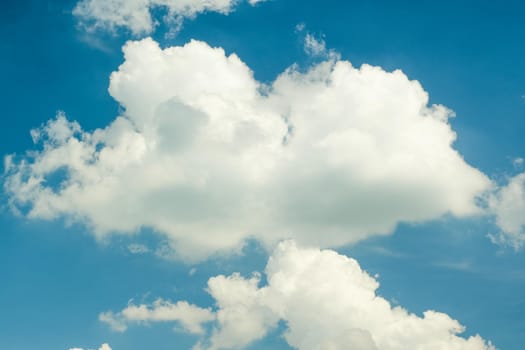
[1,1,525,349]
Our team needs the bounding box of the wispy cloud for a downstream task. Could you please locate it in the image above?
[366,245,407,259]
[433,259,474,272]
[100,299,214,334]
[488,173,525,250]
[127,243,150,254]
[69,343,112,350]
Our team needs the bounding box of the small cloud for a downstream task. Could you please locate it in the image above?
[295,22,305,32]
[100,299,214,335]
[189,267,197,276]
[127,243,150,255]
[434,260,473,272]
[487,231,524,252]
[77,33,114,53]
[488,172,525,250]
[513,157,524,168]
[367,246,406,258]
[70,343,112,350]
[304,33,326,56]
[248,0,268,5]
[154,241,177,260]
[302,31,340,60]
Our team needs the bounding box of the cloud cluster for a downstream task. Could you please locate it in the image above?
[100,299,214,334]
[3,38,492,260]
[489,172,525,249]
[102,241,495,350]
[73,0,266,36]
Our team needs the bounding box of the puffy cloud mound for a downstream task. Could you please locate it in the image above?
[3,38,491,260]
[73,0,263,36]
[102,242,495,350]
[488,172,525,249]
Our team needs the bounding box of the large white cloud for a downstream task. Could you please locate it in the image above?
[3,38,491,261]
[101,241,495,350]
[488,172,525,249]
[73,0,265,36]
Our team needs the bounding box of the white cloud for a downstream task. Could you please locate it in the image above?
[100,299,215,334]
[103,242,495,350]
[69,343,112,350]
[4,38,491,261]
[202,272,279,349]
[127,243,151,254]
[294,22,305,32]
[247,0,267,5]
[302,31,339,60]
[73,0,263,36]
[304,33,327,56]
[488,172,525,249]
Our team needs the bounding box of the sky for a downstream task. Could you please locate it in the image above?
[1,0,525,349]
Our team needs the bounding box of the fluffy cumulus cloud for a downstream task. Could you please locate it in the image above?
[73,0,265,36]
[488,172,525,249]
[70,343,112,350]
[102,242,495,350]
[3,38,491,261]
[99,299,215,334]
